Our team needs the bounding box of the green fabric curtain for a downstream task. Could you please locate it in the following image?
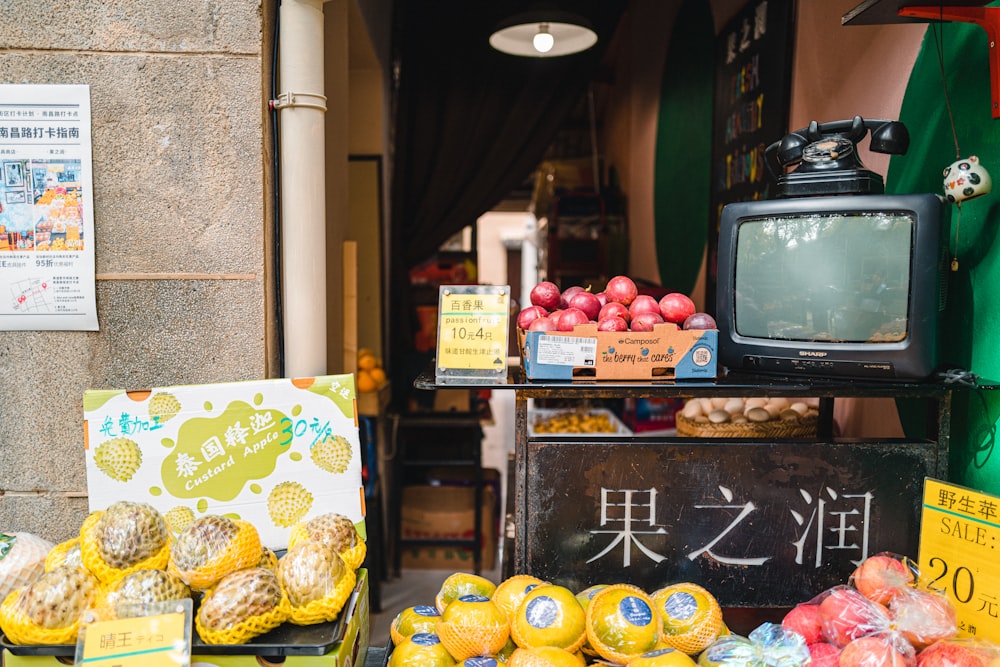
[889,21,1000,493]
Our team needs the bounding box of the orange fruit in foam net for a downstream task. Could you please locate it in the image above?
[651,582,724,655]
[438,595,510,661]
[510,584,586,652]
[493,575,546,620]
[389,633,456,667]
[435,572,498,613]
[585,584,660,664]
[390,604,442,646]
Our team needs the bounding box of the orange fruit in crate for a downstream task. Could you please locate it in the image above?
[358,352,378,370]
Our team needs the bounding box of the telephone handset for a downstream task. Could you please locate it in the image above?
[765,116,910,198]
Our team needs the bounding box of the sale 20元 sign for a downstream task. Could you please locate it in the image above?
[83,375,364,549]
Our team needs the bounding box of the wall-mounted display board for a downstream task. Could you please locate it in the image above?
[707,0,795,307]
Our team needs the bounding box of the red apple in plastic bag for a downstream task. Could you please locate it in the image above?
[917,640,993,667]
[839,635,913,667]
[890,587,957,649]
[852,554,915,605]
[783,603,824,644]
[819,586,890,647]
[809,642,842,667]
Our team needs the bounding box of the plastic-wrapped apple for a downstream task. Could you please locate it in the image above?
[839,635,912,667]
[918,639,993,667]
[890,587,956,650]
[809,642,841,667]
[530,281,561,311]
[851,554,915,605]
[568,291,602,321]
[782,603,824,644]
[818,586,890,647]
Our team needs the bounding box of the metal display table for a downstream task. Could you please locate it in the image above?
[415,368,993,621]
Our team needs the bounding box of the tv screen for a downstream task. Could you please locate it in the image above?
[734,212,912,343]
[717,194,949,380]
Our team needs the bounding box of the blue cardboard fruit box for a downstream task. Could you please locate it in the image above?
[2,570,370,667]
[520,322,718,380]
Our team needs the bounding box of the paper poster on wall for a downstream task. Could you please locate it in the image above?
[0,84,98,330]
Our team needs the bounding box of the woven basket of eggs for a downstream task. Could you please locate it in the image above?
[675,396,819,438]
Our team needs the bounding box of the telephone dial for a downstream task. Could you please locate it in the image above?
[764,116,910,198]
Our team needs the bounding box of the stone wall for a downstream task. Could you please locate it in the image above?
[0,0,272,542]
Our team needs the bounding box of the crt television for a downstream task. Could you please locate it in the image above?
[715,193,951,380]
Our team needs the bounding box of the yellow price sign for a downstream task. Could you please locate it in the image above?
[436,285,509,380]
[919,478,1000,643]
[79,608,188,667]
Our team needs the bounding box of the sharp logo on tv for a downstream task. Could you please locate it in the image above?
[799,351,829,357]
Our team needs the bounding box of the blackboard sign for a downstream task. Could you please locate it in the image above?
[522,438,935,606]
[707,0,795,306]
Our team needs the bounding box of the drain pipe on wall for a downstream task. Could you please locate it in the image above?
[271,0,332,378]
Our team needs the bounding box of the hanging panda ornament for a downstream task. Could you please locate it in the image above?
[943,155,992,203]
[942,156,992,271]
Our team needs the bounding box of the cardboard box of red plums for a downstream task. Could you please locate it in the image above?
[519,322,718,381]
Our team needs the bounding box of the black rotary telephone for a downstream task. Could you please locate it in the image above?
[764,116,910,197]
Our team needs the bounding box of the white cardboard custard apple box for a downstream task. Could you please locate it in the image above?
[82,374,365,550]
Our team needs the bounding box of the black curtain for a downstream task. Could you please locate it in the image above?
[386,0,627,407]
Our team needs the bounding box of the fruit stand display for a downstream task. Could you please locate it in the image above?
[402,272,1000,666]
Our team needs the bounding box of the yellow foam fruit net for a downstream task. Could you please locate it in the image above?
[79,511,171,586]
[0,567,99,645]
[507,646,586,667]
[390,605,442,647]
[652,583,724,656]
[438,595,510,660]
[288,566,356,625]
[287,522,367,571]
[169,519,262,591]
[585,584,661,664]
[43,538,80,572]
[195,585,291,644]
[510,585,586,653]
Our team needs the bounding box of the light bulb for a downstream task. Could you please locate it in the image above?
[533,23,554,53]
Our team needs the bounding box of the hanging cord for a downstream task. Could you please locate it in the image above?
[933,19,964,271]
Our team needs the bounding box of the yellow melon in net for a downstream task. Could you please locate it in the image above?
[390,604,442,647]
[585,584,660,664]
[493,575,546,620]
[435,572,498,613]
[457,658,507,667]
[389,632,456,667]
[507,646,586,667]
[510,584,586,652]
[630,647,699,667]
[651,583,723,656]
[438,595,510,661]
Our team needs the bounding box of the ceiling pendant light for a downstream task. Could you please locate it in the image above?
[489,10,598,58]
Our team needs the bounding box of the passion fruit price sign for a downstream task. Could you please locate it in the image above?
[919,478,1000,644]
[75,600,191,667]
[435,284,510,384]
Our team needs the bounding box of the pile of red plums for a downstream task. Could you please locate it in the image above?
[517,275,716,333]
